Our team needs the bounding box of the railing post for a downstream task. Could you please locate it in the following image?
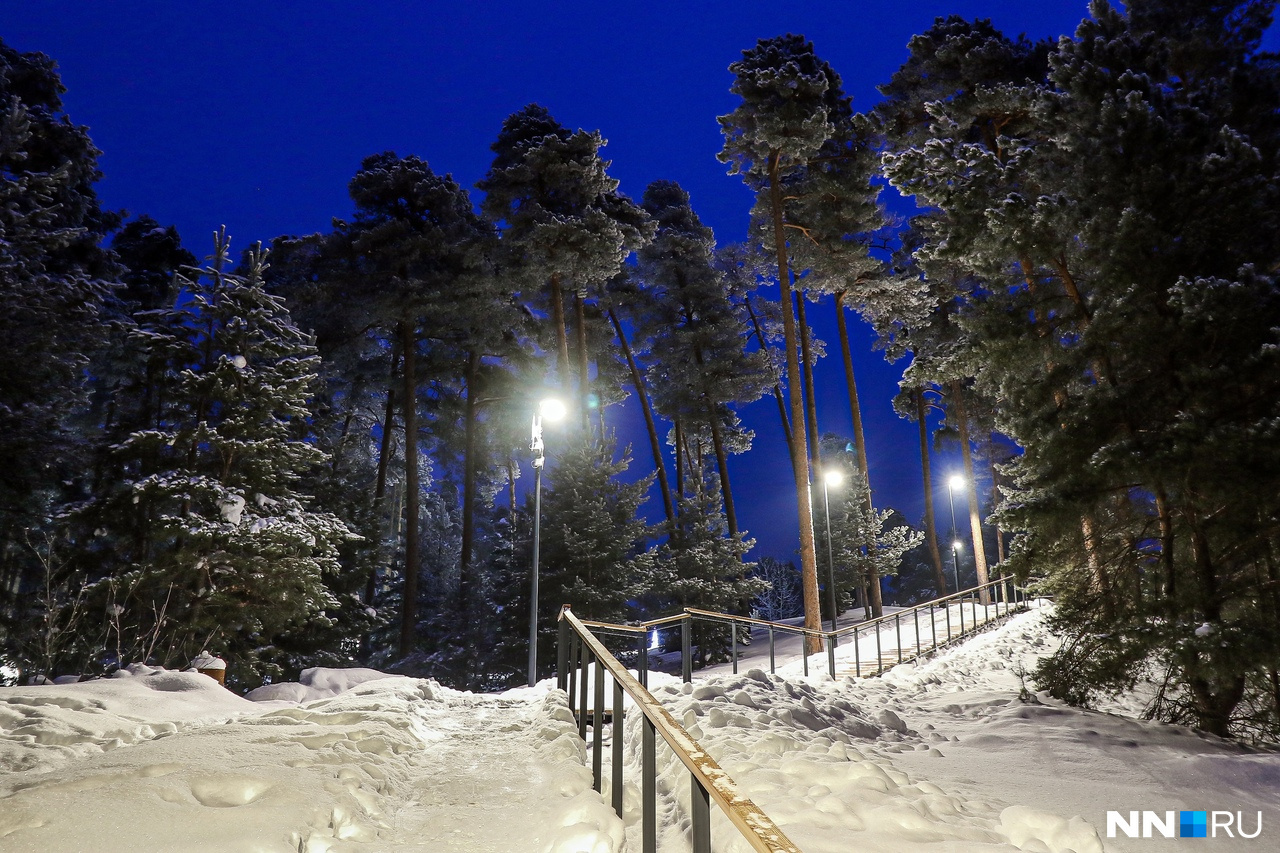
[592,655,604,791]
[802,634,809,677]
[691,774,711,853]
[946,602,952,643]
[612,678,624,817]
[637,630,648,689]
[567,632,580,708]
[896,612,903,665]
[557,615,570,692]
[681,617,692,683]
[643,716,656,853]
[731,621,738,674]
[579,644,591,741]
[827,634,836,678]
[914,608,921,660]
[959,597,965,637]
[875,621,883,675]
[854,625,861,677]
[768,625,776,674]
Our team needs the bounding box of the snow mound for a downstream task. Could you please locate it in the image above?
[0,666,258,775]
[244,666,399,704]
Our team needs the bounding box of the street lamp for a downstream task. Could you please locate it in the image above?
[528,397,565,686]
[821,470,843,635]
[947,474,964,593]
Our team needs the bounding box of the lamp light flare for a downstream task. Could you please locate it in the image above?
[823,469,843,487]
[540,398,567,421]
[948,474,965,491]
[953,540,963,551]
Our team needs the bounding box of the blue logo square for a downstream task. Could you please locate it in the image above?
[1180,811,1207,838]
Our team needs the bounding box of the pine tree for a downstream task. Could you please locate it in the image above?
[335,152,500,658]
[72,231,356,687]
[877,1,1280,737]
[719,34,842,650]
[633,180,771,539]
[478,105,650,427]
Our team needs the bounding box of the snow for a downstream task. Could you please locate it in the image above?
[3,608,1277,851]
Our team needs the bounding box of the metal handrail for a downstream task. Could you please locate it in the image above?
[582,576,1036,682]
[557,606,802,853]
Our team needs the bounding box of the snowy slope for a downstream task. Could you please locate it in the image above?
[1,609,1277,851]
[0,668,620,851]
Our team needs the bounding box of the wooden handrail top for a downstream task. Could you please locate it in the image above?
[559,607,802,853]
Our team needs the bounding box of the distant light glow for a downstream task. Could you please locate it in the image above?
[823,469,843,486]
[649,630,659,650]
[948,474,965,491]
[953,540,963,551]
[540,398,567,421]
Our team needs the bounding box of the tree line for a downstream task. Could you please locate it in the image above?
[2,0,1279,740]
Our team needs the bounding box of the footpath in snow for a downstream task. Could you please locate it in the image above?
[0,667,621,852]
[2,607,1278,851]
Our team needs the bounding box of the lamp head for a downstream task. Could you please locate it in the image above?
[948,474,965,491]
[953,540,963,551]
[823,469,843,487]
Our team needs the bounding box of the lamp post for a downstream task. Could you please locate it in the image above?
[821,470,842,634]
[947,474,964,594]
[528,397,565,686]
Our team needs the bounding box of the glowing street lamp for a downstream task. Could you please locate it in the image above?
[528,397,565,686]
[821,470,843,634]
[947,475,964,594]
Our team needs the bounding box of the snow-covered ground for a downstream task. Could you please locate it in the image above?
[2,608,1277,851]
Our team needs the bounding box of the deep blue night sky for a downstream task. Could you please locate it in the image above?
[9,2,1276,561]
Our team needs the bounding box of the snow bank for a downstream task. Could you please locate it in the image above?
[244,665,399,704]
[0,670,622,851]
[0,664,258,775]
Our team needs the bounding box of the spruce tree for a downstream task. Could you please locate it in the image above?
[531,432,653,677]
[877,1,1280,736]
[73,231,355,687]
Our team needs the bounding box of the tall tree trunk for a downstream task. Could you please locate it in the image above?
[398,321,421,656]
[833,290,882,616]
[985,434,1006,565]
[1155,485,1176,604]
[834,291,870,483]
[459,350,481,617]
[574,289,591,431]
[367,354,399,607]
[768,151,822,654]
[550,273,572,391]
[745,295,792,451]
[608,308,674,526]
[952,381,991,603]
[329,374,367,476]
[705,402,738,539]
[795,293,822,474]
[673,419,685,505]
[915,388,948,595]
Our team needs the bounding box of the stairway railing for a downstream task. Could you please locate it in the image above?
[557,606,802,853]
[575,576,1035,684]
